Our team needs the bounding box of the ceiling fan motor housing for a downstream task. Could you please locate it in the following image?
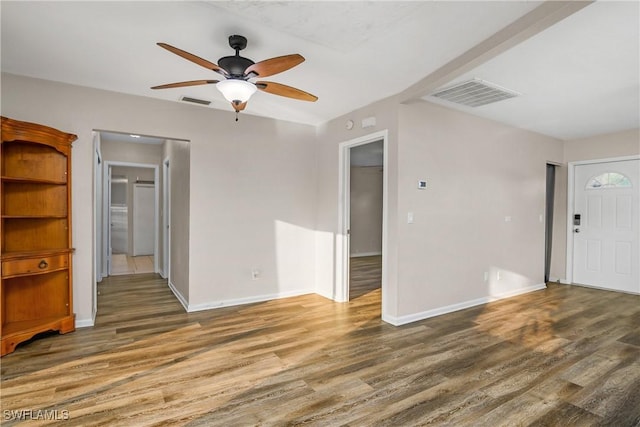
[219,35,254,78]
[218,55,255,78]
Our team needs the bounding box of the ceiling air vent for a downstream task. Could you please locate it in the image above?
[429,79,519,108]
[180,96,211,106]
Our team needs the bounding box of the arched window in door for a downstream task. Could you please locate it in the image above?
[586,172,632,189]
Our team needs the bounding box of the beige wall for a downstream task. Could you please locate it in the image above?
[3,71,635,328]
[350,166,383,256]
[162,139,190,302]
[1,72,318,324]
[564,128,639,163]
[395,101,564,320]
[314,96,565,323]
[315,96,399,316]
[101,138,163,165]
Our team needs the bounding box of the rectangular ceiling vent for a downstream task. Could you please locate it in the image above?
[429,79,519,108]
[180,96,211,106]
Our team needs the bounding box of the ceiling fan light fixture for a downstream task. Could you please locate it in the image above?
[216,79,257,103]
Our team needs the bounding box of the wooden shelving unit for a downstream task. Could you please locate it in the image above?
[1,116,77,356]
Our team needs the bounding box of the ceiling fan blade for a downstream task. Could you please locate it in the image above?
[157,42,228,76]
[256,81,318,102]
[231,101,247,112]
[244,54,305,78]
[151,80,219,89]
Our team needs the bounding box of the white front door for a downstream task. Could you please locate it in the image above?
[573,159,639,293]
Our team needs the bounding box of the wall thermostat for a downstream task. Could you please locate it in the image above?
[345,119,354,130]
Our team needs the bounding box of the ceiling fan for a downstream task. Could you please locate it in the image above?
[151,35,318,120]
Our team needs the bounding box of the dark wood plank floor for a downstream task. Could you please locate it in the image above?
[350,255,381,300]
[1,269,639,426]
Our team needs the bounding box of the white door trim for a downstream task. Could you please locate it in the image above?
[565,154,640,284]
[337,130,389,313]
[103,165,112,277]
[162,157,171,280]
[92,132,102,325]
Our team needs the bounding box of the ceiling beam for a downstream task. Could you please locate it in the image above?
[398,0,594,103]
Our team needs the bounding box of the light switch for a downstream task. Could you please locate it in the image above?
[408,212,414,224]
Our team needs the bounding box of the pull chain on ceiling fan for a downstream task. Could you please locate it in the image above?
[151,35,318,121]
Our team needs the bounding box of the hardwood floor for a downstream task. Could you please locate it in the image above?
[1,272,639,426]
[350,255,381,300]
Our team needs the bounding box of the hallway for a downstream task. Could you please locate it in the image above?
[110,254,154,275]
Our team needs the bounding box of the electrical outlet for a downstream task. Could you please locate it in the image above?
[497,271,501,281]
[483,271,489,282]
[251,269,260,280]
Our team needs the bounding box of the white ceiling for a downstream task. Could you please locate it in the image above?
[423,1,640,140]
[1,1,638,140]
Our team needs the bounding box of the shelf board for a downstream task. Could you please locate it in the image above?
[2,215,67,219]
[1,176,67,185]
[1,316,73,336]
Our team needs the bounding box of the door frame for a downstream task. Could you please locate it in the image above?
[337,129,388,307]
[102,161,160,275]
[92,132,102,323]
[162,157,171,280]
[565,154,640,284]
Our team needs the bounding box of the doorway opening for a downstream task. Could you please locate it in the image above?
[338,130,388,315]
[349,140,384,299]
[104,162,159,276]
[544,163,557,283]
[92,130,190,325]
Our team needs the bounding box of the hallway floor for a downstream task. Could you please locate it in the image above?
[111,254,154,275]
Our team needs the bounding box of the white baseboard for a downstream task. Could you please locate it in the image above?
[75,317,94,328]
[567,282,640,295]
[350,252,382,258]
[383,283,547,326]
[167,280,189,311]
[187,288,315,313]
[315,288,342,302]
